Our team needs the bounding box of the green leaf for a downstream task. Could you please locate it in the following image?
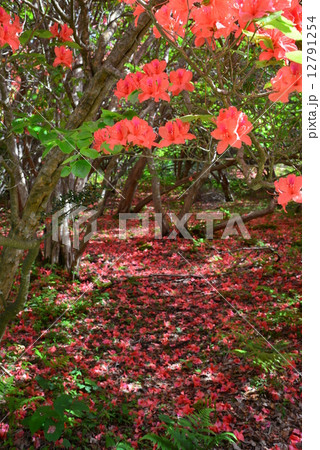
[159,414,175,425]
[36,30,54,39]
[76,130,93,140]
[285,50,302,64]
[27,126,42,139]
[68,399,90,415]
[43,418,64,442]
[53,394,73,415]
[80,148,100,159]
[178,114,213,123]
[140,434,176,450]
[255,11,283,26]
[116,443,135,449]
[64,41,81,49]
[24,406,60,434]
[71,160,91,178]
[257,15,302,40]
[77,138,93,149]
[11,118,28,133]
[39,130,57,143]
[101,109,123,121]
[127,90,140,104]
[105,436,116,447]
[61,166,72,177]
[101,142,111,153]
[36,376,50,390]
[19,30,33,45]
[57,140,74,154]
[62,154,79,165]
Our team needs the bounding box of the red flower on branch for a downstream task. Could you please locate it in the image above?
[50,23,73,42]
[268,62,302,103]
[211,106,252,154]
[138,75,170,103]
[238,0,274,29]
[274,174,302,212]
[258,29,297,61]
[153,6,186,41]
[158,119,196,147]
[93,128,111,153]
[106,120,129,149]
[53,46,73,69]
[59,24,73,42]
[127,117,157,149]
[169,69,194,96]
[0,9,22,52]
[143,59,167,76]
[49,22,59,38]
[114,76,137,101]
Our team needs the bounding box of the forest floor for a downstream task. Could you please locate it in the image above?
[0,199,302,449]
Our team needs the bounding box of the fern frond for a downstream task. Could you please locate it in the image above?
[141,434,177,450]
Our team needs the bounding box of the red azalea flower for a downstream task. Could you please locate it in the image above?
[126,117,156,149]
[53,46,73,69]
[114,76,137,100]
[283,0,302,32]
[59,24,73,42]
[143,59,167,76]
[169,68,194,96]
[158,119,196,147]
[258,29,297,61]
[0,13,22,52]
[269,62,302,103]
[106,120,129,150]
[274,174,302,212]
[238,0,274,29]
[138,75,170,103]
[50,23,73,42]
[93,128,110,153]
[211,106,252,154]
[133,4,145,26]
[0,7,11,25]
[153,6,186,41]
[114,72,145,100]
[49,22,59,38]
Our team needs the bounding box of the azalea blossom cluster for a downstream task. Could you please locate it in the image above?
[93,117,156,152]
[127,0,301,47]
[49,23,73,42]
[124,0,302,104]
[254,26,302,102]
[49,23,74,70]
[114,59,194,103]
[210,106,253,154]
[257,28,297,61]
[0,7,22,52]
[93,117,196,152]
[268,62,302,103]
[274,173,302,211]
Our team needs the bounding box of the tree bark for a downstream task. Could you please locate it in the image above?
[146,149,170,235]
[133,172,202,213]
[178,163,212,220]
[117,156,147,213]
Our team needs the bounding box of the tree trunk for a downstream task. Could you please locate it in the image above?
[178,163,212,220]
[117,155,147,213]
[146,149,170,235]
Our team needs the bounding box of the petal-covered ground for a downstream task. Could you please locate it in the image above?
[0,202,301,449]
